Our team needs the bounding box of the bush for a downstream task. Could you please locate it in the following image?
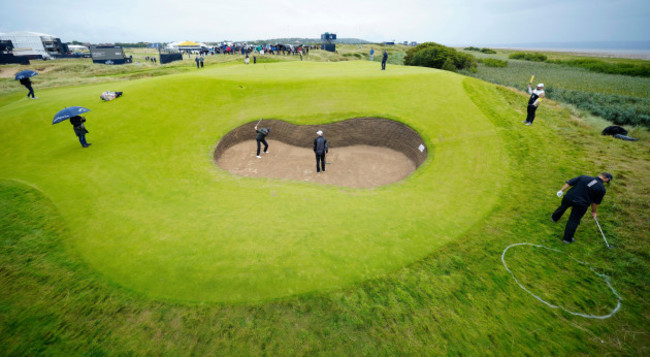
[479,58,508,67]
[464,47,497,54]
[509,52,547,62]
[548,59,650,77]
[406,42,476,71]
[442,59,457,72]
[545,87,650,128]
[480,48,497,54]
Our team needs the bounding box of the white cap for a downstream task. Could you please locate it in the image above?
[537,83,544,88]
[316,130,323,135]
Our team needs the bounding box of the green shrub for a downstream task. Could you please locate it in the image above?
[549,59,650,77]
[479,58,508,67]
[464,47,497,54]
[509,52,548,62]
[406,42,476,71]
[442,58,457,72]
[545,86,650,128]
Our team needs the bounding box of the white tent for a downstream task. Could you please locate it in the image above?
[166,40,209,51]
[68,44,89,52]
[0,31,62,58]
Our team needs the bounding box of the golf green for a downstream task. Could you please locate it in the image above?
[0,61,507,303]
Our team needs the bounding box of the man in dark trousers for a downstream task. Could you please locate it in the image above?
[19,77,36,99]
[254,125,270,158]
[313,130,328,173]
[552,172,612,243]
[523,83,545,125]
[381,49,388,70]
[70,115,91,148]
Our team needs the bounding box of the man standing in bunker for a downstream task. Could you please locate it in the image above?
[254,125,270,158]
[314,130,328,173]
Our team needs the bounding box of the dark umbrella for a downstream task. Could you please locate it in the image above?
[52,106,91,124]
[14,70,39,80]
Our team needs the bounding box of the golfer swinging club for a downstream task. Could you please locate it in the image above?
[314,130,328,173]
[254,124,270,158]
[523,83,545,125]
[552,172,612,243]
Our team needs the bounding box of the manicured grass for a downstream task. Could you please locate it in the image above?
[0,61,506,302]
[1,61,648,354]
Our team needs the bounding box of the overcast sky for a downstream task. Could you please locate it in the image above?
[1,0,649,46]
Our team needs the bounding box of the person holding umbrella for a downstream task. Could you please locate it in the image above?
[52,106,92,148]
[15,70,38,99]
[70,115,91,148]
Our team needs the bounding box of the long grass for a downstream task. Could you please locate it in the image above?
[460,57,650,128]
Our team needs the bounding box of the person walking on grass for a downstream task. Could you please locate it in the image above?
[70,115,91,148]
[523,83,545,125]
[314,130,328,173]
[381,49,388,70]
[552,172,612,243]
[254,125,270,158]
[19,77,37,99]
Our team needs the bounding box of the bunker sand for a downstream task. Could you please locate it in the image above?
[214,118,428,188]
[217,141,416,188]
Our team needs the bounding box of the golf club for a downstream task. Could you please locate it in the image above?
[255,118,263,127]
[594,217,611,248]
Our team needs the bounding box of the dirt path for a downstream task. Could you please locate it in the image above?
[216,140,417,188]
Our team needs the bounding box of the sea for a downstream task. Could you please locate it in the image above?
[461,41,650,60]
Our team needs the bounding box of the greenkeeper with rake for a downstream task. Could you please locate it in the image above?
[552,172,612,244]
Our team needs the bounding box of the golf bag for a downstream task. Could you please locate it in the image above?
[100,91,123,101]
[601,125,627,136]
[602,125,638,141]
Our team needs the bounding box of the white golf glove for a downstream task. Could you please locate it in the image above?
[557,190,564,198]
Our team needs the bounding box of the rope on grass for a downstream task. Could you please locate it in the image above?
[501,242,621,319]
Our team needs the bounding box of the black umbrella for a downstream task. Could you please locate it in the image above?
[52,106,91,124]
[15,70,39,80]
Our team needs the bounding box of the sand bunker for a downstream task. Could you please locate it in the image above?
[214,118,428,188]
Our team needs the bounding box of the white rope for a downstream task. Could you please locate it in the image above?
[501,242,621,319]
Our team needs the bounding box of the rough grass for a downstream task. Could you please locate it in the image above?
[1,61,649,355]
[460,54,650,128]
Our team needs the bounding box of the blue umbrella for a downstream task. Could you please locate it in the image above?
[14,70,39,80]
[52,106,91,124]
